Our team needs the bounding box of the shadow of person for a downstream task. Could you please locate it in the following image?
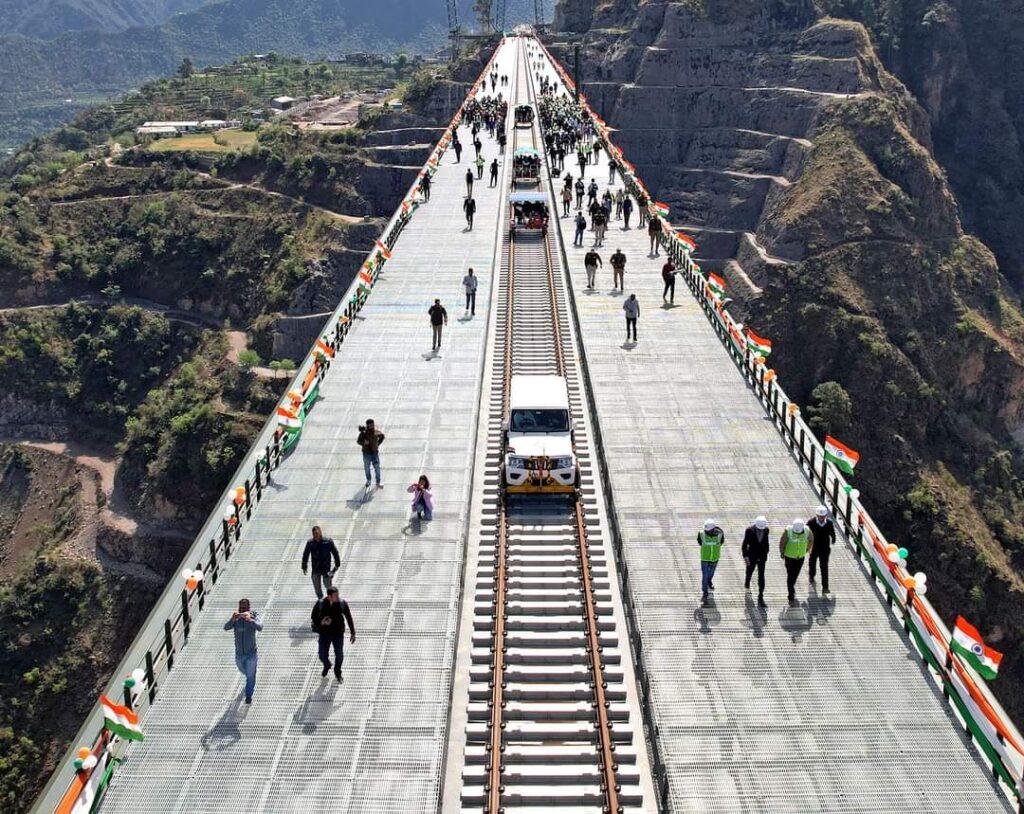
[806,588,836,624]
[345,486,374,510]
[200,694,245,750]
[291,679,339,736]
[422,350,441,361]
[778,601,813,639]
[402,516,426,537]
[287,625,316,649]
[620,341,637,351]
[694,599,721,634]
[743,591,768,638]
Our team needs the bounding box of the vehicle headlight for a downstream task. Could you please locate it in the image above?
[552,457,574,470]
[507,455,529,469]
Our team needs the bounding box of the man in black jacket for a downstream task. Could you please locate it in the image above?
[808,505,836,596]
[312,587,356,682]
[742,515,770,608]
[302,525,340,599]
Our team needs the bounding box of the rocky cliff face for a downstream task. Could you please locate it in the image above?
[550,0,1024,720]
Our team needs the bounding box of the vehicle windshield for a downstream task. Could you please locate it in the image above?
[510,409,569,433]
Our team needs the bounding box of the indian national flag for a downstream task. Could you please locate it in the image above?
[315,338,335,359]
[676,231,697,252]
[101,696,144,742]
[745,329,772,358]
[824,435,860,475]
[358,269,373,284]
[375,241,392,260]
[652,201,670,218]
[707,273,726,298]
[952,616,1002,679]
[276,406,301,431]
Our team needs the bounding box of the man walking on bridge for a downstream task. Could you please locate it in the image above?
[357,419,384,489]
[453,138,462,163]
[698,520,724,607]
[475,153,485,181]
[463,268,478,316]
[623,294,639,342]
[583,249,602,290]
[573,212,587,247]
[610,248,627,291]
[465,168,474,197]
[662,258,677,304]
[419,173,431,202]
[429,298,449,351]
[780,518,811,607]
[808,505,836,596]
[742,516,770,608]
[489,158,499,187]
[224,598,262,704]
[302,526,340,599]
[312,587,355,683]
[464,195,476,230]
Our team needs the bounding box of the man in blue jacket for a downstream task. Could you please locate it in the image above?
[224,598,262,704]
[302,525,341,599]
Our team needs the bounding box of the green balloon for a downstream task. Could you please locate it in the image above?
[897,547,909,559]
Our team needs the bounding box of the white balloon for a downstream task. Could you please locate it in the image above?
[131,668,145,684]
[192,570,204,582]
[917,583,927,596]
[180,568,192,580]
[896,558,907,569]
[887,550,899,563]
[850,489,860,500]
[82,754,98,770]
[914,571,927,584]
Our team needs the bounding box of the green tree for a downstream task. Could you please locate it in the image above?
[807,381,853,435]
[178,57,195,79]
[237,349,262,371]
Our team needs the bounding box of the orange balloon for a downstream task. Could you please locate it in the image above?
[904,577,917,591]
[186,578,199,591]
[77,747,91,760]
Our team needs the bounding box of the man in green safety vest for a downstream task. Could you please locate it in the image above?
[698,519,724,606]
[779,518,812,607]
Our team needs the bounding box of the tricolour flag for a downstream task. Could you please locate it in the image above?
[952,616,1002,679]
[276,406,301,431]
[652,201,670,218]
[375,241,392,260]
[745,329,772,358]
[101,696,144,742]
[707,273,726,298]
[824,435,860,476]
[358,269,372,284]
[676,231,697,252]
[315,338,335,359]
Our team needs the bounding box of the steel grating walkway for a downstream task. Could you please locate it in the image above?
[534,72,1014,814]
[98,41,520,814]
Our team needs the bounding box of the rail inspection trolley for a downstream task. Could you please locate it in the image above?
[509,191,550,238]
[512,146,541,188]
[514,104,535,128]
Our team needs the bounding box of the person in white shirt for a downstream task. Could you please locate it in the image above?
[463,268,479,316]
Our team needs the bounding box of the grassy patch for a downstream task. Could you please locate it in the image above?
[148,130,257,153]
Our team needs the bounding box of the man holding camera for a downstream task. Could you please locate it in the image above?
[302,525,341,599]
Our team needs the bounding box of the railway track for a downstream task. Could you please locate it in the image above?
[459,37,648,813]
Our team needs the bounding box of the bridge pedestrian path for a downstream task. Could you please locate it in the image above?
[545,122,1013,812]
[96,41,518,814]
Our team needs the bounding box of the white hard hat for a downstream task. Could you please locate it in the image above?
[792,519,806,533]
[703,519,716,532]
[816,505,828,517]
[754,516,768,530]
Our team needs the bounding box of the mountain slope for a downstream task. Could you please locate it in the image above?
[0,0,216,39]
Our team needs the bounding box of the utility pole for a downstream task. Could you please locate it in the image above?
[445,0,460,61]
[574,44,581,100]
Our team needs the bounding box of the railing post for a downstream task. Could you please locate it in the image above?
[244,479,252,519]
[196,562,206,611]
[164,619,175,670]
[181,589,191,639]
[209,538,218,582]
[145,650,156,703]
[222,520,232,559]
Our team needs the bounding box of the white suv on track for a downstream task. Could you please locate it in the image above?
[502,375,579,495]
